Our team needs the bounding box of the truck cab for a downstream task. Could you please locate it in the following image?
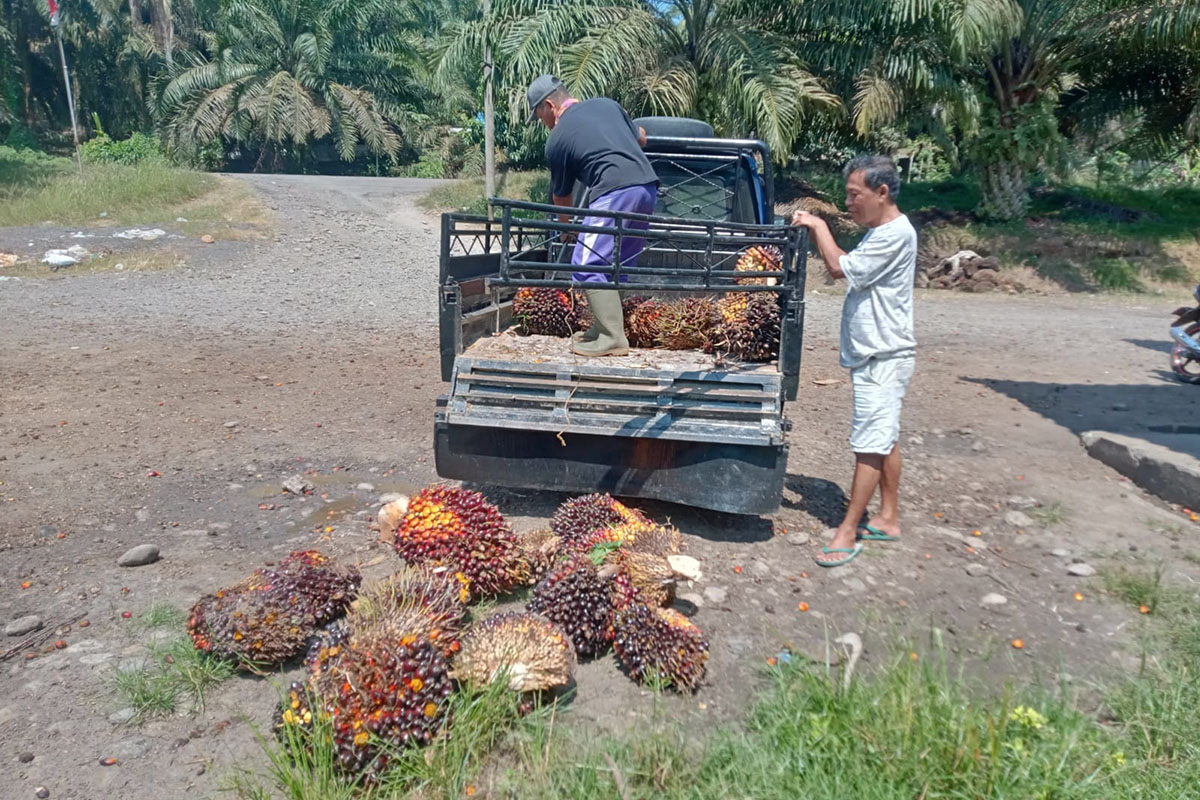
[434,120,806,515]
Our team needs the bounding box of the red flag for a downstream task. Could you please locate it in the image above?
[47,0,60,25]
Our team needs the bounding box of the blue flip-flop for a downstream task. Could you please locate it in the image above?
[857,524,899,542]
[816,543,863,568]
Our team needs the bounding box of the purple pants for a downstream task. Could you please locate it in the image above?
[571,183,658,283]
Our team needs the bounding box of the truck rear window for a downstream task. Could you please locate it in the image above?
[648,156,758,224]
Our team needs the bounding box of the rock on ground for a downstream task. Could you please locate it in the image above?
[5,615,43,637]
[118,544,160,567]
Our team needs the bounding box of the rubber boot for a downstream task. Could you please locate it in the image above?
[571,289,629,357]
[571,326,599,344]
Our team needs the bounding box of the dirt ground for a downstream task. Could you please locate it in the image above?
[2,175,1198,799]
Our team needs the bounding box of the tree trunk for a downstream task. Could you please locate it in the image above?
[977,157,1028,222]
[483,0,495,216]
[148,0,173,68]
[129,0,143,26]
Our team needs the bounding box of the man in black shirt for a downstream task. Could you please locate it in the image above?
[527,75,659,357]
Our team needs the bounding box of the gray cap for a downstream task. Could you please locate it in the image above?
[526,74,566,121]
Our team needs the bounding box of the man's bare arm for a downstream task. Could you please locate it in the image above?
[792,211,846,280]
[638,126,647,148]
[552,193,574,224]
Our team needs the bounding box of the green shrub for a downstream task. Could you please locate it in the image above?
[81,131,163,166]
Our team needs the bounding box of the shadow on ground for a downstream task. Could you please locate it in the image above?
[967,376,1200,460]
[782,474,848,528]
[1124,338,1174,355]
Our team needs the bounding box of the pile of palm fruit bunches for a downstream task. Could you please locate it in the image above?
[186,486,705,781]
[512,245,783,362]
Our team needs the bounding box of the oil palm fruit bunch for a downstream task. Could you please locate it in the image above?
[350,569,468,658]
[280,621,453,778]
[275,550,363,625]
[612,603,709,691]
[712,293,781,363]
[624,297,666,348]
[452,611,576,693]
[550,493,650,550]
[516,529,563,586]
[394,486,522,600]
[735,245,782,285]
[653,297,718,350]
[187,550,359,668]
[526,556,617,658]
[513,287,583,337]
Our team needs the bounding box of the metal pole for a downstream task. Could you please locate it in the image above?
[53,23,82,172]
[482,0,496,218]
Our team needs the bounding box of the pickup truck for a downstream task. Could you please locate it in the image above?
[434,119,808,515]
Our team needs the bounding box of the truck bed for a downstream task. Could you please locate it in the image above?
[464,331,777,376]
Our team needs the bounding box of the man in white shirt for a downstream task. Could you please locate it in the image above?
[792,155,917,567]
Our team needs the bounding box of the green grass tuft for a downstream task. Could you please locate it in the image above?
[1031,502,1067,526]
[140,602,188,630]
[419,170,550,217]
[112,632,233,721]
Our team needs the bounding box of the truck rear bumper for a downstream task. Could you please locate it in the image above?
[434,419,787,516]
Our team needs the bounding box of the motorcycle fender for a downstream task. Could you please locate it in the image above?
[1172,307,1200,327]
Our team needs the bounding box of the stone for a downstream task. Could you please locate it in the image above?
[980,593,1008,607]
[725,636,753,655]
[1007,496,1038,509]
[178,529,208,537]
[968,482,984,493]
[111,736,150,760]
[79,653,115,666]
[282,474,313,495]
[356,482,376,492]
[39,525,58,537]
[971,440,987,452]
[703,586,727,604]
[223,420,240,429]
[965,564,989,577]
[200,234,215,244]
[18,752,34,763]
[134,509,150,523]
[209,522,231,532]
[118,544,160,567]
[65,639,106,654]
[36,787,49,799]
[841,577,867,593]
[378,492,407,505]
[1005,510,1034,528]
[786,532,812,547]
[1067,563,1097,577]
[1050,548,1071,558]
[6,615,42,637]
[108,708,136,725]
[750,561,771,577]
[227,483,244,491]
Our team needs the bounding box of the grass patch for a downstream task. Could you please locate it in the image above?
[111,618,233,721]
[175,175,273,240]
[1031,502,1067,526]
[0,147,215,227]
[1101,563,1194,616]
[419,170,550,216]
[140,602,188,629]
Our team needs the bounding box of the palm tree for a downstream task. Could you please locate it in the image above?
[775,0,1200,219]
[156,0,431,165]
[436,0,839,160]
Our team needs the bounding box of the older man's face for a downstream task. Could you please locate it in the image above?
[844,170,889,227]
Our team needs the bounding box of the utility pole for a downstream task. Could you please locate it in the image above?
[483,0,496,217]
[48,0,82,171]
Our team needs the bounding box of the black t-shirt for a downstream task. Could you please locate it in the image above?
[545,97,659,202]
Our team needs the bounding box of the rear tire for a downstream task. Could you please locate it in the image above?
[1172,323,1200,384]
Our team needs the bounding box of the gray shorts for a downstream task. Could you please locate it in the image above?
[850,355,915,455]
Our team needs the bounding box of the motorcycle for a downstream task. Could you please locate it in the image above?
[1170,284,1200,384]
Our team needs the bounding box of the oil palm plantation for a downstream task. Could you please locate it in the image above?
[156,0,433,165]
[436,0,840,160]
[772,0,1200,219]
